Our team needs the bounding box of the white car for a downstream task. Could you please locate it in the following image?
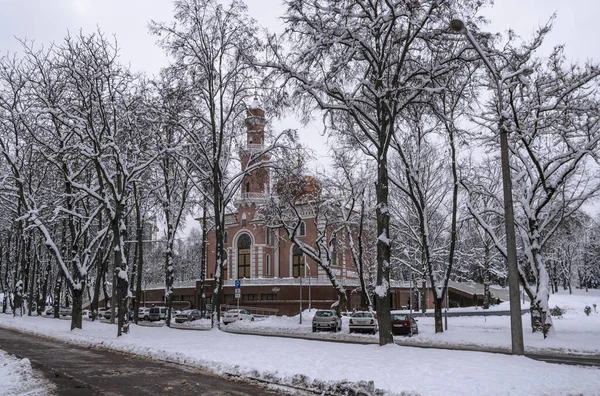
[138,307,151,321]
[349,311,378,334]
[222,309,254,324]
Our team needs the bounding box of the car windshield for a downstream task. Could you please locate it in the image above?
[316,311,333,317]
[392,314,408,321]
[352,312,373,318]
[179,310,192,315]
[227,310,240,314]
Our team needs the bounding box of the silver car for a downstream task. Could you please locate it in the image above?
[222,309,254,324]
[349,311,378,334]
[312,310,342,332]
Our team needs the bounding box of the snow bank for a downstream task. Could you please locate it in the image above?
[0,350,54,395]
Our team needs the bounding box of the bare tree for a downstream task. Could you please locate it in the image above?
[465,41,600,337]
[267,0,485,344]
[150,0,289,326]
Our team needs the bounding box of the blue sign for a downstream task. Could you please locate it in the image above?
[235,280,241,289]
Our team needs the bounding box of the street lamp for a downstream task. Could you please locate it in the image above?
[449,18,526,355]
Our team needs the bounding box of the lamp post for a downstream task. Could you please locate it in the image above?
[306,264,312,312]
[299,272,303,324]
[449,18,526,355]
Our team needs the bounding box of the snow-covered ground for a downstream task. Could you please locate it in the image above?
[0,350,55,395]
[1,288,599,396]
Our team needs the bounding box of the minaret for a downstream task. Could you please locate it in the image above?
[239,93,270,203]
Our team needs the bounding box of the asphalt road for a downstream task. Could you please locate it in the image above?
[0,328,284,396]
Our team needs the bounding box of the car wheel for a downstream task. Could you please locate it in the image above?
[251,317,255,321]
[349,329,353,334]
[143,316,149,321]
[312,327,316,333]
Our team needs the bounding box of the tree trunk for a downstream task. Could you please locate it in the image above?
[71,287,84,330]
[199,197,208,318]
[27,246,37,316]
[421,280,427,314]
[530,300,552,338]
[434,297,444,333]
[111,196,130,336]
[53,275,62,318]
[483,243,491,309]
[133,182,144,325]
[38,261,51,316]
[374,148,392,346]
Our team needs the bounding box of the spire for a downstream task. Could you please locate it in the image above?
[249,90,261,110]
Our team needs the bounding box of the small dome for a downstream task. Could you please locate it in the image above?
[249,91,261,110]
[275,175,321,200]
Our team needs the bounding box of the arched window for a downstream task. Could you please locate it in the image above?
[266,254,271,276]
[224,230,228,244]
[299,221,306,236]
[292,245,305,278]
[237,234,251,279]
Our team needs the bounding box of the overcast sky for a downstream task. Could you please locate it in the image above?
[2,1,598,230]
[2,0,597,161]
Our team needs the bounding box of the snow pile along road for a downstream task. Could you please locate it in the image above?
[2,310,600,396]
[0,349,54,395]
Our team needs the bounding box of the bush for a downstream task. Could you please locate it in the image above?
[584,306,592,316]
[550,306,565,318]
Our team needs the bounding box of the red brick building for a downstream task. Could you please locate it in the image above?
[185,98,488,316]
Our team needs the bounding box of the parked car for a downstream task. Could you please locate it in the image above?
[312,309,342,332]
[174,309,202,324]
[148,306,168,321]
[349,311,378,334]
[390,312,419,336]
[96,308,108,319]
[222,309,254,324]
[103,308,134,321]
[138,307,151,321]
[59,306,72,317]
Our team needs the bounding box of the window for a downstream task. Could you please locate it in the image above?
[292,245,305,278]
[299,221,306,236]
[266,255,271,276]
[224,230,228,244]
[266,229,271,245]
[237,234,251,279]
[245,182,250,193]
[241,213,247,227]
[244,294,259,301]
[261,293,276,300]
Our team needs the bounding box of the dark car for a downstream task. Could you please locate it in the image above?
[312,310,342,332]
[175,309,202,324]
[391,312,418,336]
